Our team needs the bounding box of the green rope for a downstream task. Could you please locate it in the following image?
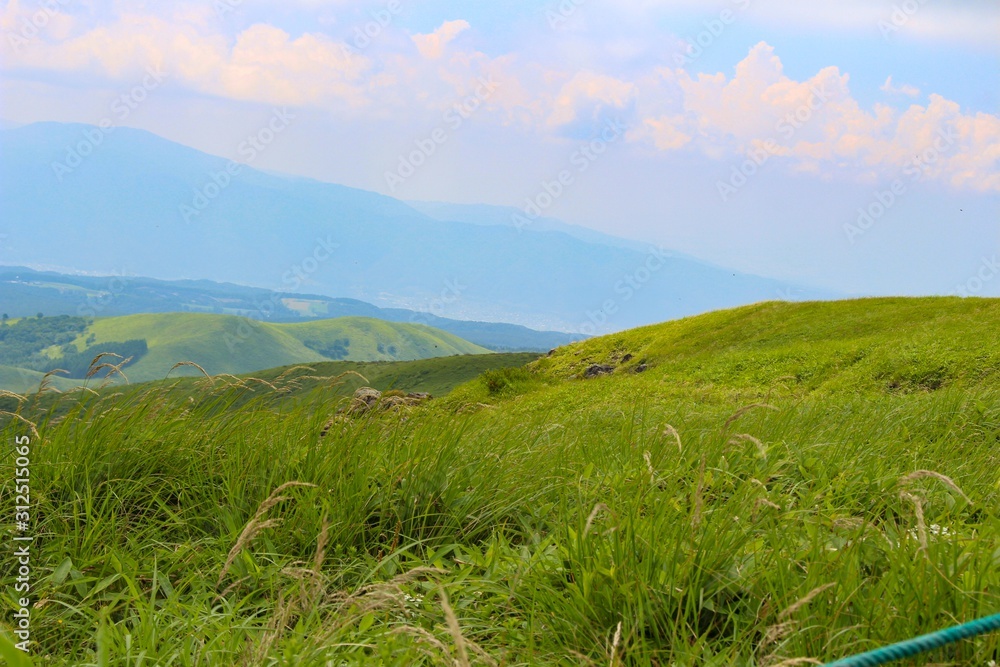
[824,612,1000,666]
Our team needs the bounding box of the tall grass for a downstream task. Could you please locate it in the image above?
[2,372,1000,664]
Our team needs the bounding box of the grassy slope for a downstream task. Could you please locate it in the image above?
[0,365,79,394]
[253,352,541,399]
[66,313,489,384]
[4,297,1000,665]
[280,317,488,361]
[58,353,541,414]
[528,297,1000,393]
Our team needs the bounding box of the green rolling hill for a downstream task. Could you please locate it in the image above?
[0,313,490,390]
[501,296,1000,399]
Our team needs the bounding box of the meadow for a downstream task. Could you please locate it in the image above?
[2,298,999,665]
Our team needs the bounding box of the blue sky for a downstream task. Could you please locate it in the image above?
[1,0,998,296]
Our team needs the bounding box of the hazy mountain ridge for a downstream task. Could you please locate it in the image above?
[0,122,834,332]
[0,265,582,351]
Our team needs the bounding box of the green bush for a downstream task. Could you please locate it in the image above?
[482,366,532,396]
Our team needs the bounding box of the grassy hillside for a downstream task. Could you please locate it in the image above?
[3,298,1000,665]
[252,353,541,400]
[0,365,79,394]
[527,297,1000,394]
[0,313,490,387]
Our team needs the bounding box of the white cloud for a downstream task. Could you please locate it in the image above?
[1,5,997,193]
[546,71,635,128]
[411,19,469,60]
[880,76,920,97]
[624,43,1000,192]
[613,0,1000,50]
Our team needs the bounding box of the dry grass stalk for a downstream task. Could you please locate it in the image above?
[215,576,251,601]
[249,592,296,666]
[0,412,40,441]
[899,470,972,505]
[663,424,683,452]
[754,497,782,512]
[900,491,928,552]
[166,361,214,383]
[778,583,835,620]
[609,621,622,667]
[0,390,27,404]
[724,403,778,429]
[440,588,470,667]
[309,517,331,603]
[389,626,452,659]
[217,481,317,586]
[643,451,656,484]
[730,433,768,458]
[38,369,69,395]
[88,352,123,368]
[761,620,798,649]
[64,386,100,397]
[213,374,248,389]
[329,370,369,386]
[244,377,281,392]
[584,503,609,538]
[87,355,132,380]
[314,567,448,645]
[274,365,316,382]
[831,517,865,530]
[766,659,822,667]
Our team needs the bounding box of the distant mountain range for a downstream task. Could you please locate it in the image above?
[0,122,835,333]
[0,266,582,352]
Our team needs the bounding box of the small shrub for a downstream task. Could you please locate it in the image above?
[482,366,531,396]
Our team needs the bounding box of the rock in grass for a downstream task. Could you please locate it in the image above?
[322,388,435,432]
[350,387,382,413]
[354,386,382,404]
[584,364,615,379]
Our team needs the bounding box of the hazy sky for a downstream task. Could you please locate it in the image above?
[2,0,998,296]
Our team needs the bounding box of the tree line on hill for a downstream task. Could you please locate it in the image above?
[0,315,147,378]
